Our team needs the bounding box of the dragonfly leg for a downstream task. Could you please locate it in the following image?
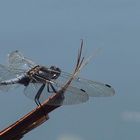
[47,83,57,93]
[35,99,40,106]
[47,83,51,93]
[49,83,57,93]
[34,83,46,106]
[34,83,48,120]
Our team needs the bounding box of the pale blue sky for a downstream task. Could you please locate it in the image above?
[0,0,140,140]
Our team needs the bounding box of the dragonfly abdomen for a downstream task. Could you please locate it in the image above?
[0,75,27,86]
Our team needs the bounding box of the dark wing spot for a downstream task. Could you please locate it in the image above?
[80,89,86,92]
[105,84,111,88]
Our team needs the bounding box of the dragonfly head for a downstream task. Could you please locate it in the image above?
[50,66,61,79]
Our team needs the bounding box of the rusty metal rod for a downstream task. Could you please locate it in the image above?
[0,94,60,140]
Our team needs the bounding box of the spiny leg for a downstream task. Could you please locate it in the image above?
[34,83,46,106]
[47,83,51,93]
[34,83,48,119]
[49,83,57,93]
[47,83,57,93]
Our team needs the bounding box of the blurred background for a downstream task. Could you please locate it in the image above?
[0,0,140,139]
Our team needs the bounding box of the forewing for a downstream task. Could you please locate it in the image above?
[0,50,37,92]
[55,86,89,105]
[73,78,115,97]
[56,71,115,97]
[24,83,89,106]
[24,83,51,101]
[0,64,24,91]
[8,50,36,70]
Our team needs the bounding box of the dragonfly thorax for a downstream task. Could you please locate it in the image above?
[26,65,61,84]
[27,65,41,77]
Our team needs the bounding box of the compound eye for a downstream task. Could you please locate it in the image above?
[50,66,56,70]
[56,67,61,72]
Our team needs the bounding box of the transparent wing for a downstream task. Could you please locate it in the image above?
[0,50,38,92]
[0,64,24,91]
[55,71,115,97]
[24,83,89,105]
[0,82,20,92]
[8,50,36,70]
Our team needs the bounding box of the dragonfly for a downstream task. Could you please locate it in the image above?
[0,48,115,106]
